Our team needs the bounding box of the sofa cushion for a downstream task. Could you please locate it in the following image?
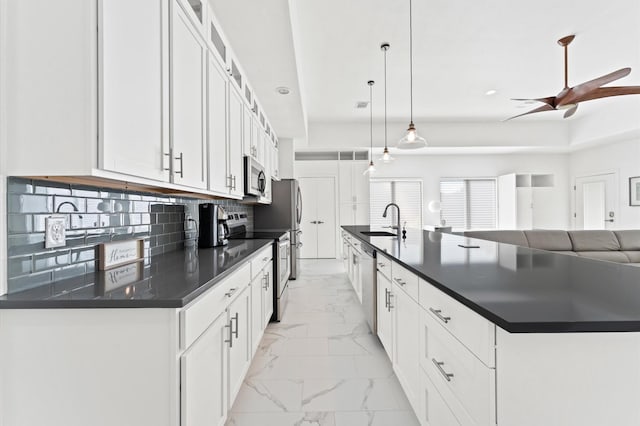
[614,230,640,251]
[524,230,573,251]
[576,251,630,263]
[623,251,640,263]
[568,230,620,251]
[463,230,528,246]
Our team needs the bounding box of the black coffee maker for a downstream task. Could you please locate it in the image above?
[199,204,229,247]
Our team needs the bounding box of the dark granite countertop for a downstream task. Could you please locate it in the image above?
[343,225,640,333]
[0,239,273,309]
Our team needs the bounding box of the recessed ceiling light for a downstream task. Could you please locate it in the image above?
[485,89,497,96]
[276,86,290,95]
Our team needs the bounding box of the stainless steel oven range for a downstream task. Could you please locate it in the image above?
[227,213,290,322]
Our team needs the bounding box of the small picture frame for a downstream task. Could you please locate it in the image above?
[630,176,640,206]
[98,239,144,270]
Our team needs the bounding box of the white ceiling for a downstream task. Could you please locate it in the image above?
[210,0,640,140]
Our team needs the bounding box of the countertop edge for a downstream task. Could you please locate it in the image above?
[0,240,274,310]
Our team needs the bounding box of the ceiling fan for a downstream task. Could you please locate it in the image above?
[508,34,640,120]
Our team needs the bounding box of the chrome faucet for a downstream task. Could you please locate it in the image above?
[382,203,401,236]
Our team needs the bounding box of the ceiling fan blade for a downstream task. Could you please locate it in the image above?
[571,86,640,103]
[559,68,632,106]
[563,104,578,119]
[511,96,556,107]
[505,104,555,121]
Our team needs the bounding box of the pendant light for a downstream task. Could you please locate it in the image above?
[379,43,394,163]
[398,0,426,149]
[363,80,376,175]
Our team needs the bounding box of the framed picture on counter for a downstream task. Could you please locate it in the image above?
[630,176,640,206]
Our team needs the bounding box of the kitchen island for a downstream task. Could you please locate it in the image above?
[342,225,640,426]
[0,240,275,426]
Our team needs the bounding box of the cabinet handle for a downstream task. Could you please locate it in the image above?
[394,277,406,286]
[317,221,325,224]
[231,312,239,339]
[378,263,386,268]
[262,257,269,262]
[226,175,233,189]
[174,152,184,178]
[232,175,237,190]
[224,321,233,347]
[384,288,389,308]
[432,358,454,382]
[429,308,451,324]
[387,292,393,312]
[263,273,270,290]
[225,287,237,298]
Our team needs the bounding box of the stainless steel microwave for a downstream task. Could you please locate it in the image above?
[244,157,266,197]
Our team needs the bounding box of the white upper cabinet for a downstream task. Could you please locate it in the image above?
[3,0,279,200]
[99,0,169,182]
[228,87,244,198]
[170,0,207,189]
[207,53,230,194]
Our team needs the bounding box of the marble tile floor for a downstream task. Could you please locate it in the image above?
[226,259,419,426]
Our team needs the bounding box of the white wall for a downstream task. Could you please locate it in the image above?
[1,0,7,296]
[569,138,640,229]
[370,153,571,230]
[278,138,295,178]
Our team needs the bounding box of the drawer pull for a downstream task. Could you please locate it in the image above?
[224,321,233,347]
[378,262,386,268]
[225,288,237,298]
[384,288,389,308]
[231,312,239,339]
[263,274,270,290]
[432,358,454,382]
[388,292,394,312]
[262,256,269,262]
[394,277,406,286]
[429,308,451,324]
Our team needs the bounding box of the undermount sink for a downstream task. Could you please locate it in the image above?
[360,231,397,237]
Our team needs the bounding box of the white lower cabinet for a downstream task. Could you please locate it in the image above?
[393,281,420,413]
[181,310,228,426]
[376,271,394,361]
[228,285,251,405]
[419,368,461,426]
[250,271,264,354]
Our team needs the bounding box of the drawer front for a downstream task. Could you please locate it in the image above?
[391,261,419,302]
[376,253,391,280]
[181,263,251,350]
[250,245,273,279]
[421,309,495,425]
[420,279,495,367]
[419,368,461,426]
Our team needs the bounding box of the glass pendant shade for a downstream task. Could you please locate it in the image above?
[398,122,426,149]
[380,147,394,163]
[363,160,376,175]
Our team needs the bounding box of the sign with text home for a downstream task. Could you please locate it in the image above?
[98,239,144,270]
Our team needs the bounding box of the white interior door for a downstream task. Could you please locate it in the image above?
[316,177,336,258]
[298,177,318,259]
[575,173,617,230]
[298,177,336,259]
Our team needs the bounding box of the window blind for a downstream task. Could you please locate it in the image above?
[370,180,422,230]
[440,178,497,230]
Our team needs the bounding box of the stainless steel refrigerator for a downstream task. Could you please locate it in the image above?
[254,179,302,279]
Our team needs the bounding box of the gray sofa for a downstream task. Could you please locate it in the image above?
[463,229,640,266]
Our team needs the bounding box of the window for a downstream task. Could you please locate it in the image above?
[370,180,423,230]
[440,178,497,230]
